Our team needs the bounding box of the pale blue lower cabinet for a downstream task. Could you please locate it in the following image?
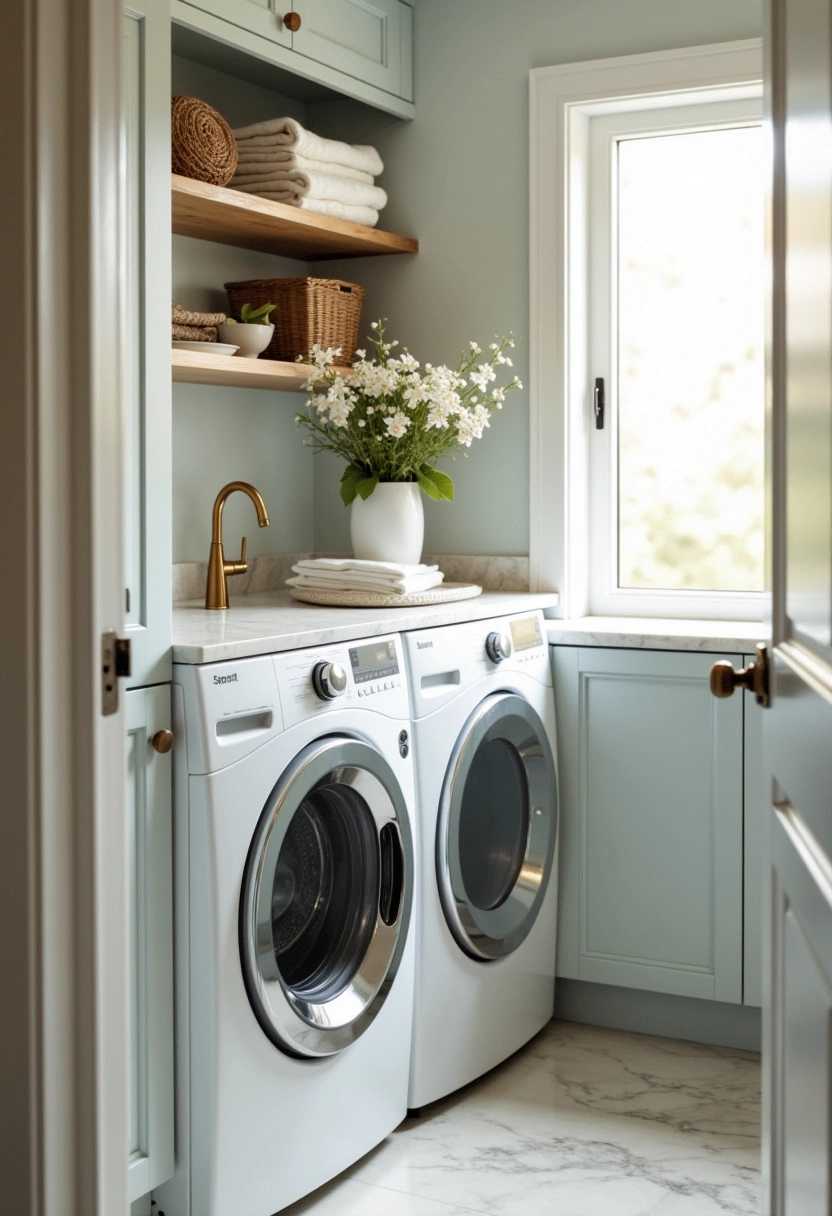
[126,685,175,1205]
[552,646,745,1004]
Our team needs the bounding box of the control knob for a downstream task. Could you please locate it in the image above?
[485,632,512,663]
[312,661,347,701]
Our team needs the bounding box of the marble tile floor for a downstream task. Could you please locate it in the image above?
[282,1020,761,1216]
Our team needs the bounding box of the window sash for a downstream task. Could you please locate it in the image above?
[587,94,765,620]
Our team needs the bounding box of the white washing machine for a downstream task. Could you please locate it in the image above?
[154,634,416,1216]
[404,611,558,1110]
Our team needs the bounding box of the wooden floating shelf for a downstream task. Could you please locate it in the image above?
[172,348,320,391]
[171,174,419,261]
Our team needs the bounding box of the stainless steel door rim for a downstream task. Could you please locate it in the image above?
[437,693,558,961]
[240,736,413,1058]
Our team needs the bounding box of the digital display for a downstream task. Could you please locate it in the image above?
[349,640,400,683]
[510,616,543,652]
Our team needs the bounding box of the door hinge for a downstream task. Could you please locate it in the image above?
[101,632,131,716]
[593,377,605,430]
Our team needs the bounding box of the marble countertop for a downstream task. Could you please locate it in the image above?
[172,589,560,664]
[546,616,766,653]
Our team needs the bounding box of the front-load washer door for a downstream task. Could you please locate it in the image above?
[240,736,413,1059]
[437,693,558,961]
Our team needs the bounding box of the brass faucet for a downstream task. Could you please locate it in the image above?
[205,481,270,610]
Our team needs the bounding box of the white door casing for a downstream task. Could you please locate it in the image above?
[0,0,130,1212]
[763,0,832,1208]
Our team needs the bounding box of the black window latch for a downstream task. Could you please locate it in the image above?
[594,378,605,430]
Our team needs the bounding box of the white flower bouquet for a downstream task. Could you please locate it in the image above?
[296,320,522,505]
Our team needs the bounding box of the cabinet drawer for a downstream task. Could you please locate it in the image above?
[181,0,292,47]
[553,646,744,1004]
[290,0,406,98]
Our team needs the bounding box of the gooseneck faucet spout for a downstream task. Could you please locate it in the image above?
[205,481,270,610]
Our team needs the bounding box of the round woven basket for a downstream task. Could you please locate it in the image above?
[171,95,238,187]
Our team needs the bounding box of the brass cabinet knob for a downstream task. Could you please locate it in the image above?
[150,729,174,754]
[284,11,301,30]
[709,643,770,708]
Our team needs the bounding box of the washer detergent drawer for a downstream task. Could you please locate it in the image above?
[174,657,283,774]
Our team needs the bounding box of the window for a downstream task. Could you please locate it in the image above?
[528,41,765,620]
[588,97,764,617]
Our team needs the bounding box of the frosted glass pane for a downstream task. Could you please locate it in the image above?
[617,126,764,591]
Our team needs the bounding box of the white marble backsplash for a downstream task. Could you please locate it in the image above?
[172,552,530,603]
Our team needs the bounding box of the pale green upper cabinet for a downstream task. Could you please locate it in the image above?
[124,0,172,688]
[292,0,413,103]
[552,646,745,1005]
[172,0,415,117]
[185,0,293,46]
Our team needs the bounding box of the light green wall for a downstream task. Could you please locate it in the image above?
[171,55,314,560]
[171,2,762,561]
[310,0,763,557]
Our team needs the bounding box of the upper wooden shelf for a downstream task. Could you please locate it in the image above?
[171,174,419,261]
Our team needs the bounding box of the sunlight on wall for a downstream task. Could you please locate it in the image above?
[617,124,764,591]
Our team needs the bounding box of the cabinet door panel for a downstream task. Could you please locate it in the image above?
[179,0,292,46]
[126,686,174,1201]
[553,646,744,1002]
[291,0,403,97]
[124,0,171,687]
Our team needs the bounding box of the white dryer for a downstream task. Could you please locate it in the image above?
[404,611,558,1110]
[155,634,416,1216]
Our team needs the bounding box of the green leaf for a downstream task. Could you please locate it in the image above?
[417,471,442,501]
[339,465,364,506]
[240,302,276,324]
[418,465,455,501]
[356,474,379,500]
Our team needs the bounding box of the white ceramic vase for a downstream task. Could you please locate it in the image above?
[351,481,424,565]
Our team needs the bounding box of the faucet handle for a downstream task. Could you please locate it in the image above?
[224,535,249,578]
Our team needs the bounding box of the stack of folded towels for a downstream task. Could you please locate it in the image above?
[287,558,445,597]
[229,117,387,228]
[172,301,227,343]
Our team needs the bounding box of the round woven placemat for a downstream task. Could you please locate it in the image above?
[172,95,238,187]
[289,582,483,608]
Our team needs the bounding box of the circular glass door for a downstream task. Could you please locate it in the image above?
[437,693,558,960]
[240,736,413,1058]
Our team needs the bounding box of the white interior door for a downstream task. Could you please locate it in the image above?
[763,0,832,1208]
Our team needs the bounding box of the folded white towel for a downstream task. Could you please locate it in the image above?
[294,559,440,577]
[288,558,444,596]
[288,572,445,595]
[233,152,375,185]
[230,169,387,211]
[249,195,380,227]
[232,117,384,177]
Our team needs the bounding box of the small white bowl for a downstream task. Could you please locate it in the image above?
[217,322,275,359]
[173,340,240,356]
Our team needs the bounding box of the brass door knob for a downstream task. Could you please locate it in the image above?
[151,729,174,754]
[709,643,770,708]
[284,11,301,30]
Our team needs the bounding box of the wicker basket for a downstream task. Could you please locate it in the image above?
[224,278,366,366]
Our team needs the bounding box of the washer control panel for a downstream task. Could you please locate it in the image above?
[404,611,551,720]
[275,633,409,726]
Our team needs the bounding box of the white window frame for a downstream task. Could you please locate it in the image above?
[588,96,764,618]
[529,40,764,620]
